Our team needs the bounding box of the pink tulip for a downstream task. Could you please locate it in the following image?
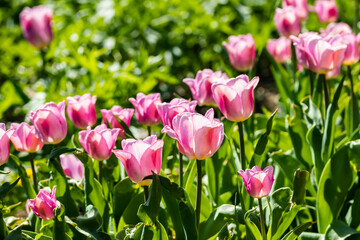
[282,0,309,21]
[274,7,301,38]
[238,166,274,198]
[314,0,338,23]
[28,101,67,145]
[157,98,197,129]
[291,32,346,73]
[266,37,292,63]
[0,124,10,165]
[212,75,259,122]
[129,93,161,126]
[321,22,353,37]
[223,34,256,71]
[162,109,224,160]
[26,186,59,220]
[67,94,97,129]
[113,135,163,185]
[20,6,53,49]
[326,66,340,79]
[101,106,134,139]
[8,123,43,153]
[60,154,84,181]
[337,33,360,65]
[183,69,228,106]
[79,124,119,161]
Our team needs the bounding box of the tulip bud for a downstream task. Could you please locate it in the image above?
[20,5,53,49]
[67,94,97,129]
[314,0,338,23]
[129,93,161,126]
[0,123,10,165]
[282,0,309,21]
[274,7,301,38]
[28,101,67,145]
[238,166,274,198]
[26,186,59,220]
[212,75,259,122]
[79,124,119,161]
[223,34,256,71]
[100,106,134,139]
[162,109,224,160]
[60,154,84,181]
[113,135,163,185]
[8,123,43,153]
[266,37,292,63]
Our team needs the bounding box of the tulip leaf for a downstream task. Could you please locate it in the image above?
[114,116,136,139]
[280,221,313,240]
[48,147,77,160]
[4,226,22,240]
[311,74,324,116]
[324,220,360,240]
[316,143,356,233]
[291,169,309,205]
[53,204,71,240]
[299,232,325,240]
[0,170,10,174]
[244,208,262,240]
[179,201,198,240]
[0,177,20,199]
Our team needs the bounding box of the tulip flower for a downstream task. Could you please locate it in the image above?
[223,34,256,71]
[266,37,292,63]
[183,69,228,106]
[212,75,259,122]
[157,99,197,129]
[60,154,84,181]
[8,123,44,153]
[326,66,340,79]
[0,123,10,165]
[314,0,338,23]
[26,186,59,220]
[321,22,353,37]
[28,101,67,145]
[162,109,224,160]
[336,33,360,66]
[67,94,97,129]
[20,6,53,49]
[129,93,161,126]
[100,106,134,139]
[291,32,346,73]
[282,0,308,21]
[79,124,119,161]
[113,135,163,185]
[238,166,274,199]
[274,7,301,38]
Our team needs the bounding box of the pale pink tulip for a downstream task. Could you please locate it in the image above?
[282,0,309,21]
[314,0,338,23]
[183,69,228,106]
[60,154,84,181]
[0,123,10,165]
[337,33,360,65]
[20,6,53,49]
[274,7,301,38]
[238,166,274,198]
[26,186,59,220]
[28,101,67,144]
[266,37,292,63]
[223,34,256,71]
[79,124,119,161]
[113,135,163,185]
[8,123,43,153]
[162,109,224,160]
[212,75,259,122]
[129,93,161,126]
[67,94,97,129]
[326,66,341,79]
[101,106,134,139]
[321,22,353,37]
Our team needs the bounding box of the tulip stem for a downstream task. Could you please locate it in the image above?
[40,49,46,78]
[258,198,267,240]
[355,0,360,33]
[147,126,151,136]
[321,74,330,112]
[29,153,38,192]
[143,186,149,202]
[309,70,314,97]
[196,159,202,230]
[179,153,183,187]
[237,121,246,170]
[98,161,103,184]
[347,65,356,133]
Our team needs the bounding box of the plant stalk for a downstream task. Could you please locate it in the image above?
[179,153,183,187]
[196,159,202,229]
[98,161,103,184]
[40,49,47,78]
[29,153,38,192]
[309,69,314,97]
[258,198,267,240]
[143,185,149,202]
[347,65,355,133]
[321,74,330,112]
[237,121,246,170]
[147,126,151,136]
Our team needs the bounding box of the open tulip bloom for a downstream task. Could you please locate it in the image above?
[8,122,44,153]
[26,186,59,220]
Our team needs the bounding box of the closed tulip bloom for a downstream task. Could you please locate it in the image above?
[113,136,163,185]
[314,0,338,23]
[212,75,259,122]
[79,124,119,161]
[266,37,292,63]
[238,166,274,198]
[20,6,53,49]
[282,0,309,21]
[67,94,97,129]
[28,101,67,145]
[0,124,10,165]
[183,69,228,106]
[337,33,360,65]
[162,109,224,160]
[60,154,84,181]
[274,7,301,38]
[129,93,161,126]
[223,34,256,71]
[321,22,353,37]
[26,186,59,220]
[291,33,346,73]
[8,123,43,153]
[101,106,134,139]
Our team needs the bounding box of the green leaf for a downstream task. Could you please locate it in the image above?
[244,208,262,240]
[281,221,313,240]
[4,226,22,240]
[179,201,198,240]
[291,169,309,205]
[299,232,325,240]
[53,204,70,240]
[324,220,360,240]
[0,177,20,199]
[48,147,77,160]
[114,116,136,139]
